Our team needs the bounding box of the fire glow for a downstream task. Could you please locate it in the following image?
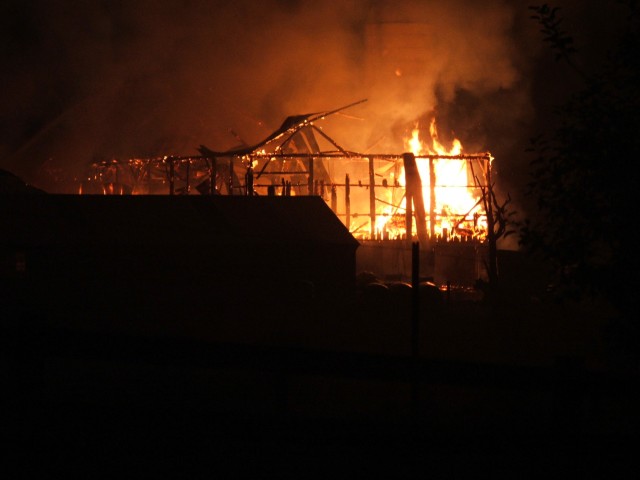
[81,107,492,245]
[374,119,488,242]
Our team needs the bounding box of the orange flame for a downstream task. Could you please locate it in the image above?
[396,119,485,241]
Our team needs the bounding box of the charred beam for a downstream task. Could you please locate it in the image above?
[403,153,428,247]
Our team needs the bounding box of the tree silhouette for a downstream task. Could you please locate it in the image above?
[477,175,515,301]
[522,3,640,357]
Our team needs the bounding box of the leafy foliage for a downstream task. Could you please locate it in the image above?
[529,4,578,66]
[522,3,640,314]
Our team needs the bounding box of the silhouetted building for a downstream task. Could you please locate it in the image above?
[1,194,358,338]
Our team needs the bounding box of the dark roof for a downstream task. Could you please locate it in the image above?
[0,169,46,194]
[1,194,359,248]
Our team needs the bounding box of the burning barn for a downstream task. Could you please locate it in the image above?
[79,101,499,288]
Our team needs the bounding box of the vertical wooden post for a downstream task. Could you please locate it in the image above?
[185,160,190,194]
[228,158,234,195]
[429,157,436,239]
[210,157,217,195]
[345,174,351,230]
[368,157,376,239]
[146,162,151,194]
[403,153,428,247]
[308,157,314,195]
[245,166,253,196]
[484,157,499,294]
[169,158,175,196]
[331,184,337,212]
[406,191,413,242]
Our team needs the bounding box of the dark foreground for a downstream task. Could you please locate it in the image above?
[3,190,637,476]
[3,305,639,479]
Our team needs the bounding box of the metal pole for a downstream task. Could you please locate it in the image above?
[411,241,420,358]
[411,241,420,416]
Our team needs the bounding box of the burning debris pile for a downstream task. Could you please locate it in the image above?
[79,101,500,286]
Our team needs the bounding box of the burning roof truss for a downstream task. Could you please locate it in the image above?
[82,100,494,245]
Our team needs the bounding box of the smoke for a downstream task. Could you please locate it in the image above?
[1,0,537,192]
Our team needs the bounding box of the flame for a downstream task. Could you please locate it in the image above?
[79,116,488,243]
[428,118,462,156]
[408,127,422,156]
[406,119,462,156]
[373,166,405,238]
[397,119,485,241]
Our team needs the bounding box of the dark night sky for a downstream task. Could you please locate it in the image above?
[0,0,629,208]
